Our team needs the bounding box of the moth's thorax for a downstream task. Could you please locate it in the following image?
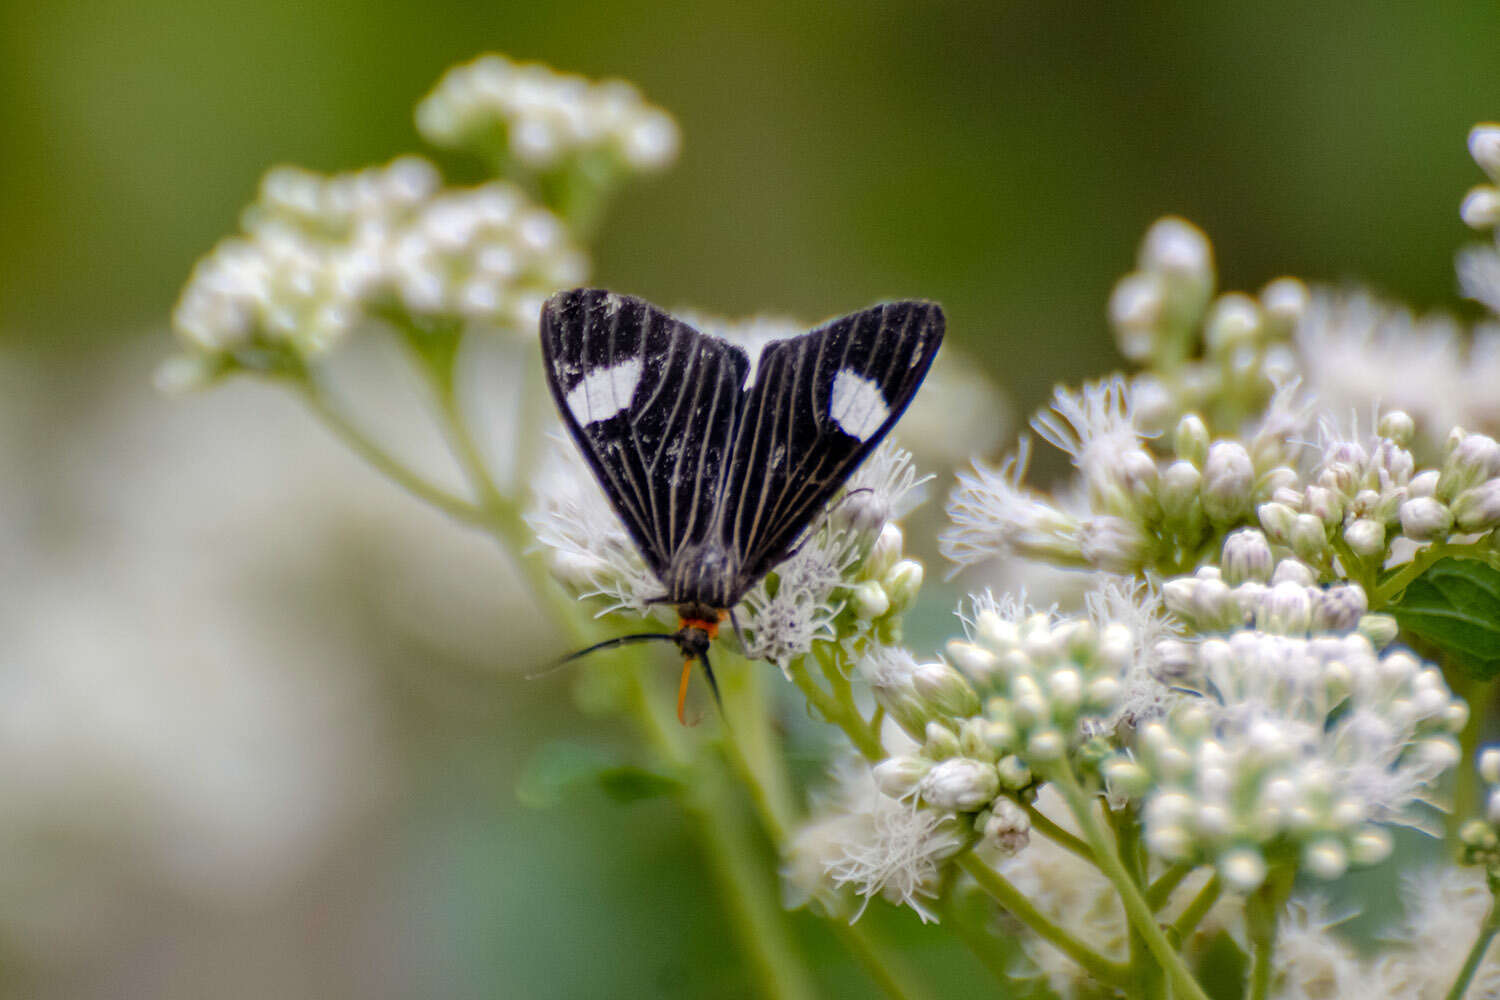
[664,542,743,608]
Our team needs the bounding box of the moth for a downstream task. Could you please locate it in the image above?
[541,288,944,722]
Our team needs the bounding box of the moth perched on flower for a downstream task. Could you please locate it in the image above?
[538,288,943,721]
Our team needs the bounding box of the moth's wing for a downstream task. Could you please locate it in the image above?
[721,300,944,589]
[540,288,750,580]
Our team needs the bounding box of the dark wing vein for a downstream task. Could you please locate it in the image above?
[720,301,944,592]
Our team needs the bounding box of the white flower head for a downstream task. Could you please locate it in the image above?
[784,758,966,922]
[1032,376,1155,513]
[416,53,680,174]
[170,159,587,369]
[941,439,1084,570]
[524,436,662,616]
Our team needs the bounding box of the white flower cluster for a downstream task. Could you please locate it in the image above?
[1257,870,1500,1000]
[1294,289,1500,449]
[1162,534,1374,636]
[943,378,1304,577]
[526,428,926,663]
[1458,745,1500,869]
[1108,217,1306,436]
[416,53,680,174]
[1126,631,1464,891]
[864,599,1136,846]
[170,156,586,376]
[783,754,968,922]
[1257,415,1500,572]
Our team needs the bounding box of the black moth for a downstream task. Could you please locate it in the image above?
[541,288,944,722]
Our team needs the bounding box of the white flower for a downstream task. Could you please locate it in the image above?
[784,758,966,922]
[941,439,1085,570]
[1134,630,1465,888]
[415,53,680,173]
[1295,288,1496,444]
[1032,377,1153,512]
[170,159,586,366]
[524,437,662,616]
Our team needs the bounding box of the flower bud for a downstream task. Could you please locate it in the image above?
[1462,186,1500,230]
[1258,501,1298,545]
[1175,414,1211,467]
[1218,847,1268,891]
[1261,581,1313,634]
[883,560,925,612]
[1145,823,1195,862]
[946,639,998,685]
[873,756,931,799]
[1479,747,1500,785]
[919,757,1000,812]
[1205,293,1261,355]
[1349,827,1392,866]
[996,754,1032,789]
[1025,727,1066,763]
[1079,517,1148,574]
[1290,514,1331,563]
[1103,759,1151,800]
[1378,410,1416,447]
[924,721,961,760]
[851,580,891,620]
[1142,216,1213,281]
[1258,277,1306,329]
[982,798,1031,855]
[1303,486,1344,527]
[1440,433,1500,499]
[1159,460,1205,531]
[1409,470,1440,498]
[913,661,981,718]
[1471,123,1500,183]
[1304,839,1348,880]
[1343,518,1386,560]
[1399,496,1453,541]
[864,523,904,579]
[1452,480,1500,532]
[1222,528,1273,585]
[1312,585,1367,632]
[1109,273,1165,359]
[1202,442,1255,524]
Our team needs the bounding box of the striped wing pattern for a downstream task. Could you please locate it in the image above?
[540,289,749,583]
[722,301,944,589]
[540,289,944,607]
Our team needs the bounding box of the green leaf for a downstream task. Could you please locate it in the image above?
[595,766,681,803]
[515,742,680,808]
[1388,557,1500,680]
[515,741,617,809]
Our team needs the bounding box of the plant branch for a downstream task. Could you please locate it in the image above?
[1050,765,1211,1000]
[958,854,1129,988]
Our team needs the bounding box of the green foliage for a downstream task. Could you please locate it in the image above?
[1389,557,1500,680]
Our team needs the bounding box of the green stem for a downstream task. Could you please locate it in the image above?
[958,855,1130,988]
[832,921,935,1000]
[1447,876,1500,1000]
[1020,799,1092,861]
[1168,873,1221,945]
[1050,765,1212,1000]
[1373,542,1469,607]
[1330,535,1376,597]
[622,664,817,1000]
[297,380,488,526]
[786,654,884,761]
[1246,864,1294,1000]
[1148,862,1196,911]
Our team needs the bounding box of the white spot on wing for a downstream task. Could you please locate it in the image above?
[829,369,889,441]
[566,358,643,425]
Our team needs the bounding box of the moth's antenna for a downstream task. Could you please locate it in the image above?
[527,632,681,680]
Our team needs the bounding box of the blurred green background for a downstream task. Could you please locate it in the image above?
[2,2,1500,998]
